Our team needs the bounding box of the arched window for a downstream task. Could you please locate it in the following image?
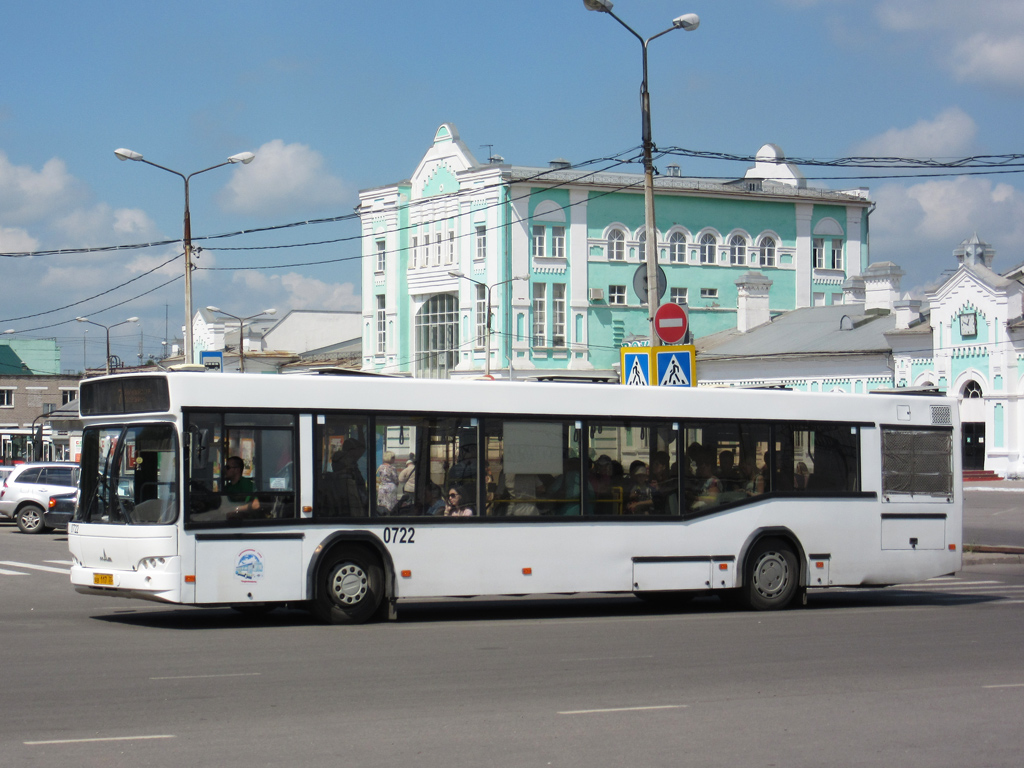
[415,294,459,379]
[963,380,983,398]
[669,232,686,263]
[729,235,747,266]
[700,233,717,264]
[608,229,625,261]
[759,236,776,267]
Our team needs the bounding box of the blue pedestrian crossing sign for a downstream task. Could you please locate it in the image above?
[654,345,696,387]
[620,348,651,386]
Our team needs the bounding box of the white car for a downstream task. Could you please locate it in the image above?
[0,462,80,534]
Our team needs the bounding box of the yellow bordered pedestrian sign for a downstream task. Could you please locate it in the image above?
[620,347,651,386]
[654,345,696,387]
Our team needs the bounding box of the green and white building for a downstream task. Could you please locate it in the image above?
[358,124,872,379]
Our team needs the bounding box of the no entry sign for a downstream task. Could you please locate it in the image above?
[654,302,688,344]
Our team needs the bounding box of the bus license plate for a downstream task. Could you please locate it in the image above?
[93,573,114,586]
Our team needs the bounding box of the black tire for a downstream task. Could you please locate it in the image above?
[742,537,799,611]
[312,546,384,625]
[16,504,47,535]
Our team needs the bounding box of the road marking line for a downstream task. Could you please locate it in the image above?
[559,704,687,715]
[562,655,655,663]
[0,568,28,576]
[150,672,262,681]
[0,561,70,574]
[966,487,1024,493]
[994,599,1024,605]
[45,559,73,565]
[25,735,175,745]
[983,683,1024,689]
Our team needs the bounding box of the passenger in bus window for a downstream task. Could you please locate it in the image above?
[317,441,368,517]
[444,484,474,516]
[395,455,417,514]
[693,449,722,510]
[424,482,445,515]
[376,451,399,514]
[448,443,477,488]
[794,461,810,490]
[625,461,654,515]
[650,451,677,514]
[223,456,260,519]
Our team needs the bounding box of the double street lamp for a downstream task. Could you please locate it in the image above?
[205,306,276,373]
[114,148,256,365]
[448,271,528,378]
[583,0,699,345]
[76,316,139,375]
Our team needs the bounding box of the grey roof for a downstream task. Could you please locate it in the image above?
[696,304,897,359]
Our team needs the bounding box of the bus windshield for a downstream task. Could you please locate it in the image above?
[78,423,179,525]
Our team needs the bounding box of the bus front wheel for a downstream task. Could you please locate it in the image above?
[743,538,799,611]
[313,547,384,625]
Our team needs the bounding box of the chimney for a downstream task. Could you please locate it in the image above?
[894,298,923,330]
[842,276,865,305]
[735,271,773,332]
[863,262,904,313]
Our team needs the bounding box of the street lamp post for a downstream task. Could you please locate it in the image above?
[205,307,277,373]
[75,316,140,375]
[114,148,256,365]
[583,0,699,345]
[448,271,528,378]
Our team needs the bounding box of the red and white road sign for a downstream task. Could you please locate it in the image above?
[654,302,688,344]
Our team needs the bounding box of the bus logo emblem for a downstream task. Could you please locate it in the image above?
[235,549,265,583]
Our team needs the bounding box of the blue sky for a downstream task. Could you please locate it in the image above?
[2,0,1023,368]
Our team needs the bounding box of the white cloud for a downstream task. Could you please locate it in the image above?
[229,270,360,312]
[0,151,85,224]
[874,1,1024,88]
[219,139,351,217]
[853,107,977,158]
[870,176,1024,290]
[0,226,39,254]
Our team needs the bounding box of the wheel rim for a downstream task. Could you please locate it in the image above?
[21,509,42,531]
[329,563,368,606]
[752,550,790,599]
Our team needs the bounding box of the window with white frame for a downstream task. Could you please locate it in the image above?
[410,236,419,268]
[475,226,486,260]
[475,285,487,348]
[447,232,455,264]
[552,283,566,347]
[62,389,76,405]
[375,240,386,272]
[700,288,718,299]
[608,229,625,261]
[669,232,686,263]
[532,225,546,258]
[0,389,12,407]
[831,239,844,270]
[532,283,547,346]
[759,236,776,267]
[608,285,626,305]
[670,287,687,305]
[638,229,646,262]
[552,226,566,259]
[729,235,746,266]
[376,295,386,354]
[700,233,717,264]
[434,232,442,266]
[423,234,431,266]
[813,238,824,269]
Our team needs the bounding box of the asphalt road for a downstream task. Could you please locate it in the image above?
[2,492,1024,768]
[965,483,1024,549]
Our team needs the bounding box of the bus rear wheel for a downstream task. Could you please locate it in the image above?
[743,538,799,611]
[313,547,384,625]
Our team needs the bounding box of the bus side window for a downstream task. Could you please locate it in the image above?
[315,416,370,518]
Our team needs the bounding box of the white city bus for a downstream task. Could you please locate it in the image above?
[67,372,962,623]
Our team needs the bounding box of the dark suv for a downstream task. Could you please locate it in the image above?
[0,463,80,534]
